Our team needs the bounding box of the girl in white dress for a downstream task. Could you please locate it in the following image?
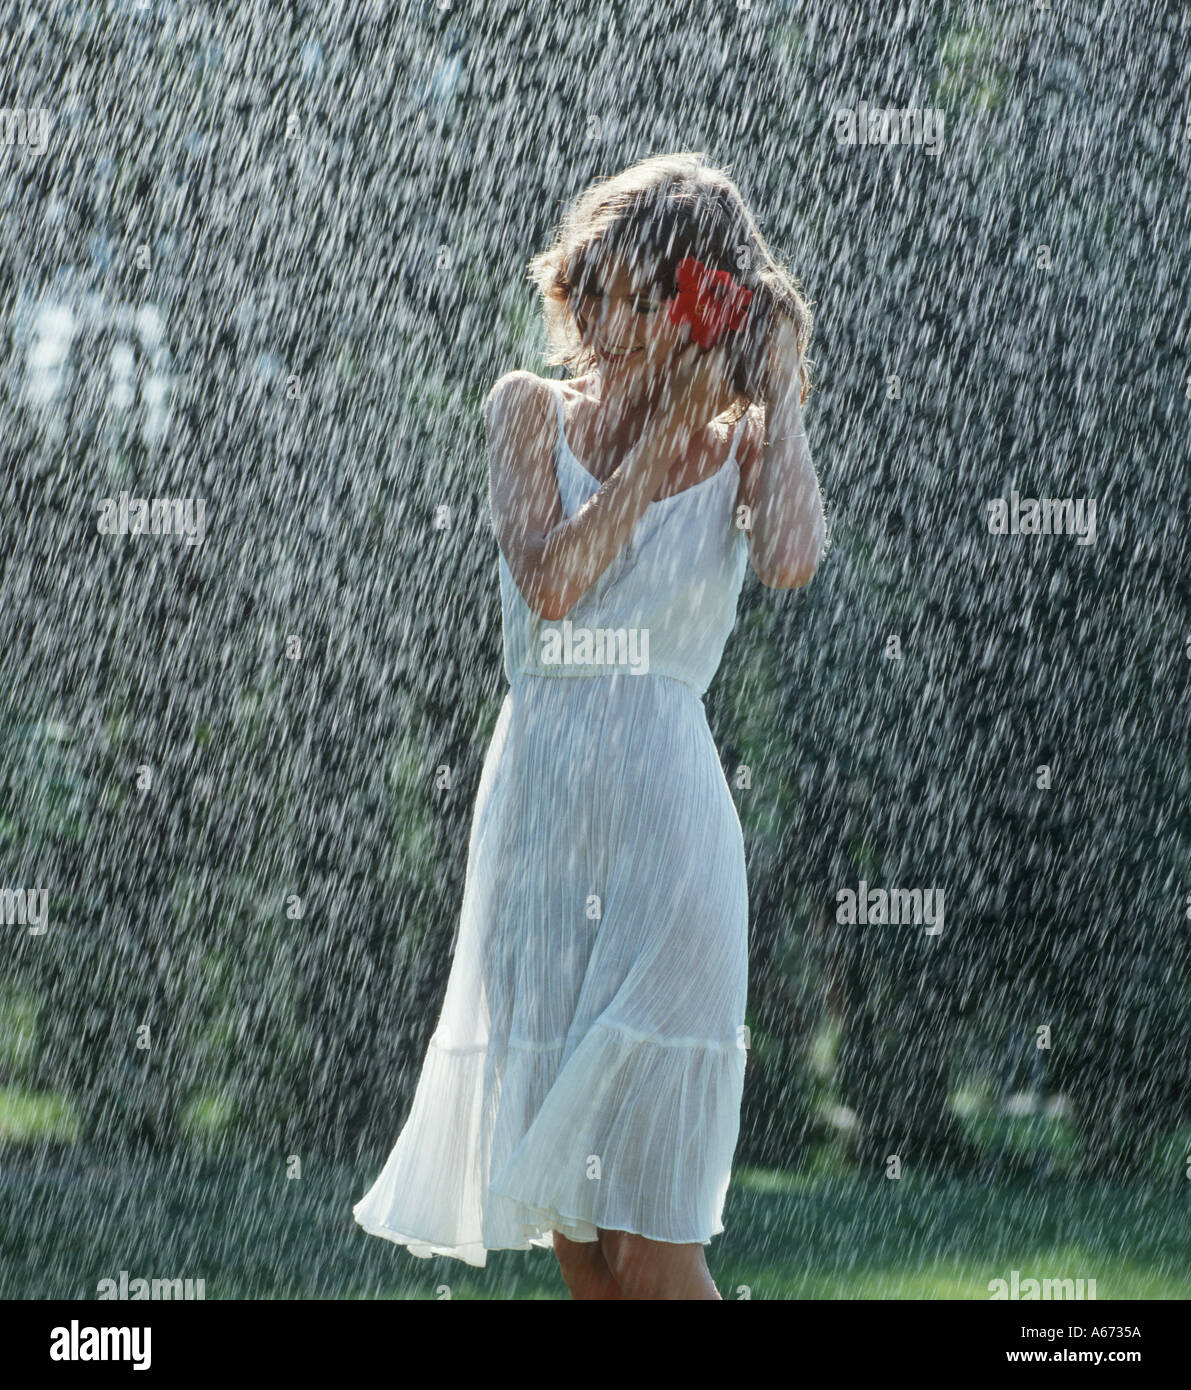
[353,152,826,1299]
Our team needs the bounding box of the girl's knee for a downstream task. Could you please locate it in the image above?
[553,1232,618,1299]
[598,1231,664,1293]
[598,1230,716,1299]
[553,1233,603,1277]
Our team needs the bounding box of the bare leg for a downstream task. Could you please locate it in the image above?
[598,1229,721,1300]
[552,1230,625,1300]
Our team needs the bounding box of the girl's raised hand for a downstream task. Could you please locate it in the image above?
[647,333,732,429]
[759,313,804,409]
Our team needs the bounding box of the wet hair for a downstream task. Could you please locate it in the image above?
[528,152,814,421]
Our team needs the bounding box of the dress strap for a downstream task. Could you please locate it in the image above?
[547,379,577,498]
[549,379,566,444]
[548,379,594,487]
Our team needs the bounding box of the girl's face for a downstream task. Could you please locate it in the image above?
[570,255,681,386]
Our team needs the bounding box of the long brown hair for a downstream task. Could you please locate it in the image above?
[528,152,814,422]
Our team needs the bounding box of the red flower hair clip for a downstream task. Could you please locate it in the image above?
[667,257,754,349]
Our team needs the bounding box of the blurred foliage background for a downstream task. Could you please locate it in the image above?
[0,0,1188,1202]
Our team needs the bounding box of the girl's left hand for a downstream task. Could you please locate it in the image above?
[760,314,804,408]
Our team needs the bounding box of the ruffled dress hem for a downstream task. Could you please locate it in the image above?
[352,1202,719,1271]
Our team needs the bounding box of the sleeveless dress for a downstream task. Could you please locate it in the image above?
[353,379,752,1267]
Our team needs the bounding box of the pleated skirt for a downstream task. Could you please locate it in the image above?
[353,670,749,1266]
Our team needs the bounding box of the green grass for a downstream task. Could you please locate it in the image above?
[0,1152,1188,1299]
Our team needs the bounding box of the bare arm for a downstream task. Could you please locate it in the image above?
[737,324,827,589]
[485,370,697,621]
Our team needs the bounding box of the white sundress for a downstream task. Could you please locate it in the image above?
[353,378,752,1267]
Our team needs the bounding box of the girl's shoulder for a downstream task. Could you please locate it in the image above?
[484,370,595,412]
[483,369,552,424]
[483,373,583,486]
[483,372,600,448]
